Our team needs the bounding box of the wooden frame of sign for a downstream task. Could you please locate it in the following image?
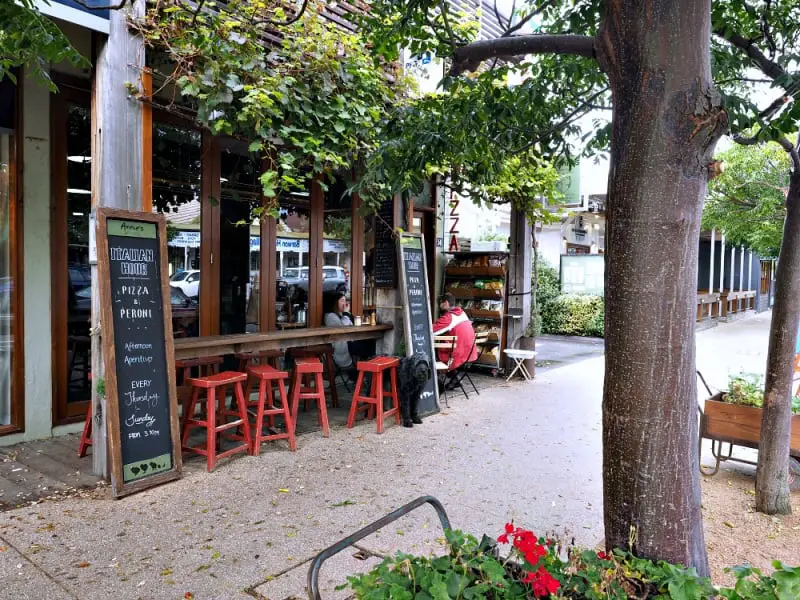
[97,208,182,498]
[397,232,440,414]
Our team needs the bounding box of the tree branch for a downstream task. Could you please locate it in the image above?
[450,34,596,75]
[502,0,556,38]
[714,28,786,81]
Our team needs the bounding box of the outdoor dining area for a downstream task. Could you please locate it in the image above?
[79,323,405,472]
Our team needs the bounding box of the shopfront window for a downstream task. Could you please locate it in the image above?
[276,183,312,329]
[219,142,262,334]
[322,177,352,317]
[0,78,16,427]
[152,120,201,337]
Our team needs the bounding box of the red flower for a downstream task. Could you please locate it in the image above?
[497,533,509,544]
[523,567,560,597]
[505,523,515,534]
[597,551,611,561]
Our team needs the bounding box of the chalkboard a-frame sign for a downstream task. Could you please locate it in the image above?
[97,208,182,498]
[398,233,440,414]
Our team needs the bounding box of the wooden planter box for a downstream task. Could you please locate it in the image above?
[703,393,800,456]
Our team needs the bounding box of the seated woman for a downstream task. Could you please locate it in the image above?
[324,292,357,378]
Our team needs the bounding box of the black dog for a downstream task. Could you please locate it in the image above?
[398,352,432,427]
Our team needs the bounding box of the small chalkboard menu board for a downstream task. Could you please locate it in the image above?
[374,197,396,288]
[97,209,182,498]
[398,233,439,414]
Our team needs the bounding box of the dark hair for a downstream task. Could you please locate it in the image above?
[440,292,456,306]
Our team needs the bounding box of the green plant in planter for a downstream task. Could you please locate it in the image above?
[726,373,800,415]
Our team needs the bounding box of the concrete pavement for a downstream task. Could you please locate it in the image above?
[0,359,605,600]
[0,311,781,599]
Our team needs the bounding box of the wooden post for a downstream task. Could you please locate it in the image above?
[506,207,533,372]
[739,246,745,293]
[90,0,146,477]
[748,250,753,290]
[718,233,726,317]
[708,228,715,294]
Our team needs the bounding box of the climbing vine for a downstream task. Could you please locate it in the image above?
[133,0,410,216]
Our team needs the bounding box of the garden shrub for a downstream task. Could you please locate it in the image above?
[343,526,800,600]
[530,261,561,337]
[540,294,604,338]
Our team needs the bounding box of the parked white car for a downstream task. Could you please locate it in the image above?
[170,269,200,298]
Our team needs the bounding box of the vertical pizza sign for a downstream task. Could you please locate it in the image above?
[97,209,182,498]
[448,192,460,253]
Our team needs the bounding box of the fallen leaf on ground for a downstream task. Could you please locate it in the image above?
[330,500,355,508]
[160,568,173,576]
[184,593,194,599]
[77,561,90,568]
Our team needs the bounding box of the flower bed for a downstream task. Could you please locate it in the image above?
[342,525,799,599]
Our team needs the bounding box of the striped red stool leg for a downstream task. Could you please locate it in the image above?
[78,404,93,458]
[232,381,252,453]
[314,372,330,437]
[278,378,296,451]
[252,377,268,456]
[388,364,400,425]
[205,387,217,472]
[181,386,201,449]
[375,370,385,434]
[346,370,366,428]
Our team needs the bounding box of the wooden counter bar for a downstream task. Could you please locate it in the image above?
[174,324,392,360]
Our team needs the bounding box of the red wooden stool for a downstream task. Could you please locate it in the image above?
[236,350,284,373]
[347,356,400,434]
[237,350,285,401]
[287,345,339,408]
[175,356,223,428]
[246,365,296,454]
[78,372,93,457]
[289,358,329,437]
[181,371,252,472]
[78,403,93,458]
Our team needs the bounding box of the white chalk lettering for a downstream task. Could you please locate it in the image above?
[119,307,153,320]
[124,412,157,429]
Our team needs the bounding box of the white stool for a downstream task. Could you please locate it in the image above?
[504,349,537,382]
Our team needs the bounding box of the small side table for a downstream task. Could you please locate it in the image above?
[504,349,536,382]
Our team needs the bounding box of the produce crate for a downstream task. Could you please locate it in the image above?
[447,287,504,299]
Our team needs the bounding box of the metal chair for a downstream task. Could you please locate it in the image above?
[433,335,457,407]
[449,331,490,399]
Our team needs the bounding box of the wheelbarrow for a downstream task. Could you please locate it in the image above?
[307,496,452,600]
[696,370,800,476]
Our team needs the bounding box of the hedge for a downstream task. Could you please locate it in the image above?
[532,261,604,338]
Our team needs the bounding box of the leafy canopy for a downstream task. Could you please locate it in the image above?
[134,0,409,215]
[712,0,800,144]
[0,0,88,89]
[703,141,790,257]
[353,3,609,221]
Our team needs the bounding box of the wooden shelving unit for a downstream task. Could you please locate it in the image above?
[442,251,510,372]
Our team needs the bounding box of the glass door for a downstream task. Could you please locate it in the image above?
[52,89,92,422]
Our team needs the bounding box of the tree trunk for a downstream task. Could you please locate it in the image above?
[756,161,800,515]
[597,0,724,574]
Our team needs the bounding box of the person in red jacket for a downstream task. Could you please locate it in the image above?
[433,293,478,386]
